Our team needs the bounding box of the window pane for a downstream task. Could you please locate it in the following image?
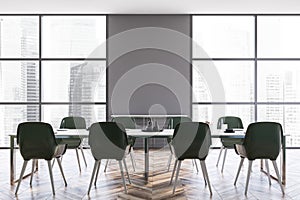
[258,61,300,102]
[42,61,106,102]
[42,16,106,58]
[42,104,106,129]
[193,16,254,58]
[193,61,254,102]
[0,105,39,146]
[0,61,39,102]
[257,105,300,147]
[193,104,254,131]
[258,16,300,58]
[193,104,254,147]
[0,16,39,58]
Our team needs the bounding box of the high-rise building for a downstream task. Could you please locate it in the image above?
[21,18,39,122]
[69,62,105,126]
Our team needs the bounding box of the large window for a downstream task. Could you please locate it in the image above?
[193,15,300,147]
[0,15,106,146]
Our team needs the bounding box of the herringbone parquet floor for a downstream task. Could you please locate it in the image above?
[1,147,300,199]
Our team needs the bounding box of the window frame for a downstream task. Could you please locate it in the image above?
[0,14,107,147]
[192,14,300,148]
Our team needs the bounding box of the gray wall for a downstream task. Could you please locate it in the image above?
[107,15,192,119]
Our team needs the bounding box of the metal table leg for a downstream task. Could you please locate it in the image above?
[282,135,286,185]
[144,138,149,180]
[10,135,16,185]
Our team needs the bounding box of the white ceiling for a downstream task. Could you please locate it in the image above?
[0,0,300,14]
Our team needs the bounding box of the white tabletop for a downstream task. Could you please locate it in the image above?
[111,115,188,118]
[126,129,174,137]
[55,128,174,138]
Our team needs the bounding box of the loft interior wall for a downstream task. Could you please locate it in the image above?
[107,15,191,117]
[0,0,299,14]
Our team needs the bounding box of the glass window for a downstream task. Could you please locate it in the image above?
[0,61,39,102]
[193,61,254,102]
[258,16,300,58]
[257,105,300,147]
[193,104,254,130]
[258,61,300,102]
[0,16,39,58]
[42,16,106,58]
[0,105,39,146]
[42,61,106,102]
[42,105,106,129]
[193,16,254,58]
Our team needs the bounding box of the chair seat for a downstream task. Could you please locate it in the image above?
[221,138,243,148]
[56,138,81,149]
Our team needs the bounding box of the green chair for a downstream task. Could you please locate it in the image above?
[108,117,137,171]
[216,116,244,172]
[59,116,87,172]
[234,122,284,195]
[167,117,196,172]
[170,122,212,195]
[15,122,67,196]
[87,122,131,195]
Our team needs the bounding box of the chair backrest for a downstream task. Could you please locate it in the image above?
[112,117,136,129]
[89,122,128,160]
[17,122,58,161]
[171,122,211,160]
[170,116,192,129]
[60,116,86,129]
[217,116,243,129]
[243,122,282,160]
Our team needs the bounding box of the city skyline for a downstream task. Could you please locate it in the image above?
[0,16,300,146]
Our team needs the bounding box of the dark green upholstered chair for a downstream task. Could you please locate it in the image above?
[15,122,67,196]
[108,117,136,171]
[87,122,131,195]
[59,116,87,172]
[167,117,196,172]
[216,116,244,172]
[170,122,212,195]
[234,122,284,195]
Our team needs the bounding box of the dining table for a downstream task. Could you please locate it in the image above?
[9,128,288,185]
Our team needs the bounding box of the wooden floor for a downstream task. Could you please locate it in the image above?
[1,147,300,199]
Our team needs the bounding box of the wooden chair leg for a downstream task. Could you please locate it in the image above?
[15,160,28,195]
[170,159,178,185]
[94,160,101,186]
[216,145,224,166]
[272,160,285,195]
[234,157,245,185]
[265,159,272,185]
[172,160,182,194]
[221,148,227,173]
[200,160,212,196]
[56,158,67,186]
[118,160,127,193]
[47,160,55,195]
[30,159,35,187]
[88,161,99,195]
[75,149,81,172]
[245,160,253,195]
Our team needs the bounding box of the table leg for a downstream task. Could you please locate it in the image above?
[10,135,16,185]
[282,135,286,185]
[144,138,149,181]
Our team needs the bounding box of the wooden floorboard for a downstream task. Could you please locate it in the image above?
[1,147,300,199]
